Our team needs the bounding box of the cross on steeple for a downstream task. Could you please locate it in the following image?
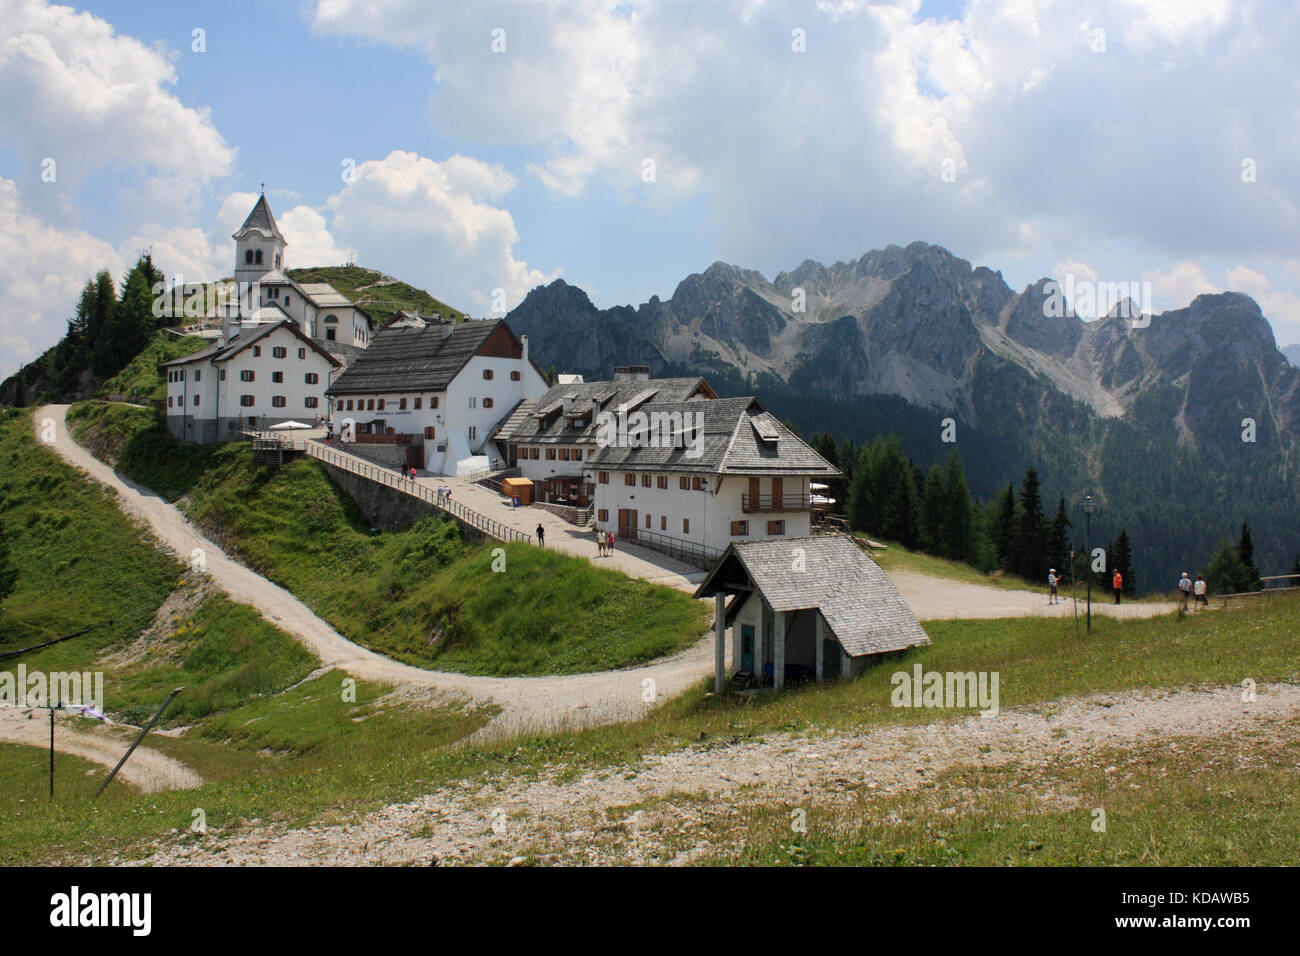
[260,182,265,195]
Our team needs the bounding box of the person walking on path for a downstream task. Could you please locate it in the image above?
[536,523,545,547]
[1112,570,1123,604]
[1194,574,1208,608]
[1178,571,1193,611]
[607,530,615,554]
[1048,568,1060,605]
[595,526,605,557]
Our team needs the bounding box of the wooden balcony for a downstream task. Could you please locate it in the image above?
[741,493,812,513]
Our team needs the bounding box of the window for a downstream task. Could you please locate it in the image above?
[193,395,200,406]
[305,373,319,385]
[345,400,353,411]
[219,369,226,381]
[253,346,261,357]
[483,397,494,409]
[467,426,478,440]
[284,295,291,306]
[374,398,383,410]
[167,396,173,407]
[679,477,689,490]
[273,346,286,358]
[298,348,306,359]
[326,329,336,341]
[272,371,284,383]
[510,370,521,381]
[645,514,651,529]
[240,370,255,382]
[660,515,667,531]
[368,399,375,410]
[423,426,436,439]
[272,396,286,408]
[414,398,421,409]
[468,396,477,409]
[657,476,668,489]
[399,398,407,410]
[194,370,201,382]
[546,448,556,460]
[730,520,749,536]
[305,397,319,408]
[767,520,786,535]
[624,474,635,486]
[641,474,651,487]
[683,518,690,534]
[244,250,253,264]
[598,509,609,522]
[254,249,263,265]
[559,449,569,461]
[598,471,609,484]
[240,395,255,407]
[692,477,704,490]
[483,369,494,380]
[574,448,584,460]
[431,397,439,409]
[531,448,540,459]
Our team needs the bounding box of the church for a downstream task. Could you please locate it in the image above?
[162,193,371,442]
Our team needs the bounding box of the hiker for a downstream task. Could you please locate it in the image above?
[536,523,545,546]
[1047,568,1059,605]
[1178,571,1193,610]
[607,530,615,554]
[1112,570,1123,604]
[1194,574,1208,608]
[595,526,605,557]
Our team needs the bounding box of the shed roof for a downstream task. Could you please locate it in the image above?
[694,535,930,658]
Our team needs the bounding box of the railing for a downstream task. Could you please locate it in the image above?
[628,528,722,570]
[304,441,532,544]
[531,500,589,526]
[741,493,812,513]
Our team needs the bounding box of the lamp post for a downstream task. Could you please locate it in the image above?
[1081,495,1097,633]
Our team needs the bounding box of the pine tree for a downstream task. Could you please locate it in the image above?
[846,446,873,532]
[1048,494,1071,577]
[1011,467,1049,580]
[1237,522,1262,590]
[991,483,1016,570]
[921,464,945,554]
[1291,553,1300,577]
[1111,528,1134,595]
[1205,538,1250,596]
[940,448,975,563]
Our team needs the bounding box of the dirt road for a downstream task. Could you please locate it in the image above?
[129,681,1299,865]
[0,709,202,794]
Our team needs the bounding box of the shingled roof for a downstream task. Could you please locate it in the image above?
[695,535,931,658]
[325,319,502,396]
[160,318,340,368]
[587,396,840,476]
[493,376,713,446]
[233,194,285,242]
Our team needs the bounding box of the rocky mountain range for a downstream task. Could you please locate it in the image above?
[507,242,1300,584]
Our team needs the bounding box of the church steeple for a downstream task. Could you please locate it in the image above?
[232,192,286,298]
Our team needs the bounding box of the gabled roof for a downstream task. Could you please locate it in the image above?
[325,319,503,395]
[493,376,714,445]
[694,535,931,658]
[233,194,285,243]
[586,396,840,476]
[161,319,341,368]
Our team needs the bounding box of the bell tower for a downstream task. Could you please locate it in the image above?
[232,187,286,308]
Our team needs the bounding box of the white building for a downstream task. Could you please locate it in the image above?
[161,318,341,442]
[325,318,549,474]
[491,366,717,507]
[161,192,369,442]
[585,394,839,559]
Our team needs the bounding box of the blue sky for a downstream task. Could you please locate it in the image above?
[2,0,1299,379]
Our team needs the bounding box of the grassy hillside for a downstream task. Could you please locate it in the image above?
[286,265,467,328]
[67,401,709,675]
[96,330,210,403]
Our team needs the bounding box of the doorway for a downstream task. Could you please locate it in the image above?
[618,508,637,541]
[740,625,755,673]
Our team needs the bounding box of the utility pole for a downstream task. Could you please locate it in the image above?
[1081,495,1097,634]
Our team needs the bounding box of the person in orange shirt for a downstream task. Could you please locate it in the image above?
[1112,570,1123,604]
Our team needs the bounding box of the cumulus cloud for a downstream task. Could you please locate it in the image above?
[324,150,553,311]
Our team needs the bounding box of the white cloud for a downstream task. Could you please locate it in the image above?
[1227,264,1300,346]
[1143,261,1221,308]
[324,150,553,311]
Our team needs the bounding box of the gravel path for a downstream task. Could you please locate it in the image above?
[0,709,202,794]
[130,681,1300,865]
[888,571,1179,621]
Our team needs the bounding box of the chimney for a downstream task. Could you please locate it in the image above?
[612,365,650,382]
[521,334,530,373]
